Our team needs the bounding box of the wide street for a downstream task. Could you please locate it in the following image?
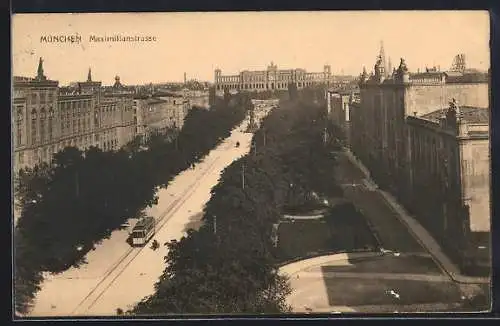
[281,150,485,313]
[30,106,271,317]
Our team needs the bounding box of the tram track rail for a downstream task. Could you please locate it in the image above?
[70,140,237,315]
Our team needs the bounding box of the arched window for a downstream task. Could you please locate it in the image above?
[31,109,37,144]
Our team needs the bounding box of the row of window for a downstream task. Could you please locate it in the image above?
[30,90,55,103]
[15,113,122,147]
[216,81,318,91]
[16,107,55,122]
[59,99,92,110]
[60,117,93,136]
[223,72,326,83]
[218,75,324,84]
[16,135,118,167]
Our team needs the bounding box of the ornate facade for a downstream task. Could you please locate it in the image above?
[12,58,136,173]
[348,46,490,273]
[214,62,333,95]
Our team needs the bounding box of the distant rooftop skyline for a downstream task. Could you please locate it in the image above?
[12,11,490,86]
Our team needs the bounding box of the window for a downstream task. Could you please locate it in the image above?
[18,152,24,165]
[33,149,40,164]
[40,108,46,142]
[48,108,54,140]
[16,120,22,147]
[31,109,37,144]
[16,109,23,147]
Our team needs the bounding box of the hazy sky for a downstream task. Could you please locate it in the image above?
[12,11,490,86]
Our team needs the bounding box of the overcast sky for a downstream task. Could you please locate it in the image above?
[12,11,490,86]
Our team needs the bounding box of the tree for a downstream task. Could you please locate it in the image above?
[134,96,352,315]
[14,91,250,313]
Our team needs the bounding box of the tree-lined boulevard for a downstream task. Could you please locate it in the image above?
[14,93,251,314]
[14,85,487,316]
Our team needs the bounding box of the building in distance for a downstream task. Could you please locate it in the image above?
[214,61,356,95]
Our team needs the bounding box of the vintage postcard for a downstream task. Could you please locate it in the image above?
[12,11,491,318]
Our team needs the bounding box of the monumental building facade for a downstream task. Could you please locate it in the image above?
[214,62,337,95]
[348,48,490,273]
[12,58,136,173]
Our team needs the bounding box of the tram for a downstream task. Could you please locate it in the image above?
[130,216,156,246]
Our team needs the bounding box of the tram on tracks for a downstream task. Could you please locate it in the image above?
[130,216,156,247]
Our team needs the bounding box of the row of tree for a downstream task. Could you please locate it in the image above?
[131,87,342,314]
[14,93,251,314]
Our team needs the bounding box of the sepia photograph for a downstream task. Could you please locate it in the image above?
[11,11,491,318]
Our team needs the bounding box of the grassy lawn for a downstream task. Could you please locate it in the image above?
[277,220,333,261]
[321,255,443,275]
[322,277,463,306]
[276,203,379,262]
[324,203,379,252]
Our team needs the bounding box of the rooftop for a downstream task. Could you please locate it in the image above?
[13,75,59,86]
[421,106,489,124]
[445,72,489,84]
[410,71,444,79]
[145,97,167,105]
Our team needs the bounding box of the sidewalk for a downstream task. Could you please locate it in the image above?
[294,302,464,314]
[343,149,489,285]
[279,251,383,277]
